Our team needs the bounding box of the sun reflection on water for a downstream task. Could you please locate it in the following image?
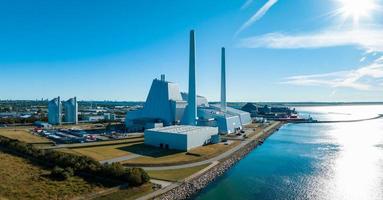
[298,105,383,200]
[330,121,383,200]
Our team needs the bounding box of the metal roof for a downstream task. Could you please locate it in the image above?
[148,125,216,134]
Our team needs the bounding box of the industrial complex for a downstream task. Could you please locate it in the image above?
[40,30,252,151]
[125,30,251,150]
[0,29,292,200]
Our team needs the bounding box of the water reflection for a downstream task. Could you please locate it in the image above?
[330,121,383,200]
[195,105,383,200]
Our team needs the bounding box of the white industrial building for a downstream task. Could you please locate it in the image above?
[48,96,62,125]
[144,125,219,151]
[64,97,78,124]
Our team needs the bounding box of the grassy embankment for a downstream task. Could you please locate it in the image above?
[93,183,154,200]
[0,151,106,200]
[244,121,282,138]
[0,133,153,200]
[146,163,211,182]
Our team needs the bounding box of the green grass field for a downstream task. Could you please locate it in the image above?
[0,127,52,144]
[0,151,107,200]
[146,163,211,181]
[93,183,153,200]
[59,137,144,161]
[122,142,239,166]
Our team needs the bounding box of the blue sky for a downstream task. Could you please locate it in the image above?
[1,0,383,102]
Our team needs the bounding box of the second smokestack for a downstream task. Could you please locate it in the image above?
[221,47,226,112]
[187,30,197,125]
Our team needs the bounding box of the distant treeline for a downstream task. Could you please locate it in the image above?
[0,117,47,124]
[0,136,149,186]
[0,100,145,109]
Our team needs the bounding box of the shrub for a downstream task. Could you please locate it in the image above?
[51,166,73,180]
[127,168,150,186]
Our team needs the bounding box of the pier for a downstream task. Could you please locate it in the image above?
[290,114,383,124]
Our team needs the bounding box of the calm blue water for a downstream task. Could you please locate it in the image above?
[195,105,383,200]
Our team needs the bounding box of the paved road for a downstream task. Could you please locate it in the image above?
[99,154,142,164]
[150,179,173,188]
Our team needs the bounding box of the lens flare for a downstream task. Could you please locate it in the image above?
[337,0,378,24]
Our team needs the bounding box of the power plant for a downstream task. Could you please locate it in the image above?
[125,30,251,150]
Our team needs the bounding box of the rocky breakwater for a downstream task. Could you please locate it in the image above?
[155,122,283,200]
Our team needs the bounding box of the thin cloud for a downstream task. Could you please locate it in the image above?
[236,0,278,36]
[282,58,383,91]
[241,0,254,10]
[238,28,383,52]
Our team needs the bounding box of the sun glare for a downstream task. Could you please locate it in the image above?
[337,0,378,24]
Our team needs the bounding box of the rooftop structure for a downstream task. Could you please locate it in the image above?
[149,125,211,134]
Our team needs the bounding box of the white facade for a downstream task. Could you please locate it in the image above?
[48,97,62,125]
[144,125,219,151]
[125,77,183,126]
[197,107,243,134]
[64,97,78,124]
[85,115,104,122]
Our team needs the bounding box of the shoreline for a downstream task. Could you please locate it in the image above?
[150,121,284,200]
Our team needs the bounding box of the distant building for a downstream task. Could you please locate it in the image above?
[241,103,258,116]
[241,103,297,119]
[103,113,116,121]
[84,115,104,122]
[144,125,219,151]
[64,97,78,124]
[48,96,62,125]
[34,121,52,129]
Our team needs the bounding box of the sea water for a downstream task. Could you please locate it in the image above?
[194,105,383,200]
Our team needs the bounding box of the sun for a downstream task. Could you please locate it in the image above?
[337,0,378,24]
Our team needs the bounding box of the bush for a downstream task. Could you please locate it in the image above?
[51,166,73,180]
[127,168,150,186]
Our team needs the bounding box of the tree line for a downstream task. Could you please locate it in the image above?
[0,116,47,125]
[0,135,149,186]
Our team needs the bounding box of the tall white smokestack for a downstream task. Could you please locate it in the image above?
[186,30,197,125]
[221,47,226,112]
